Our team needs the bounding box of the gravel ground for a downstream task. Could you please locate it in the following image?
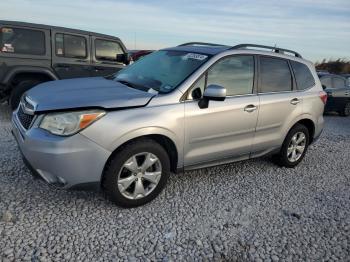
[0,104,350,261]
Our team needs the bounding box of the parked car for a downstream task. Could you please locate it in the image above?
[318,73,350,116]
[128,50,153,62]
[12,42,326,207]
[0,20,129,109]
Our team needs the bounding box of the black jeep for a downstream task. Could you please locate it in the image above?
[0,20,129,109]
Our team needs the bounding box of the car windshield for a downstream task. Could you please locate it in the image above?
[112,50,211,93]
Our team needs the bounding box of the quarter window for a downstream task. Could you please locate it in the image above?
[259,57,292,93]
[95,39,124,61]
[333,77,346,89]
[206,55,254,96]
[55,33,87,58]
[0,27,45,55]
[290,61,315,90]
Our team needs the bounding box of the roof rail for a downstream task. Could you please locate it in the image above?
[178,42,226,47]
[230,44,302,58]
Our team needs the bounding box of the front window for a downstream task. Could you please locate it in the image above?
[95,39,124,61]
[113,50,210,93]
[333,77,346,89]
[187,55,255,99]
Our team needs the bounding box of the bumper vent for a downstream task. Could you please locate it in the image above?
[17,106,34,129]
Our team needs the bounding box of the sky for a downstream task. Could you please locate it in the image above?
[1,0,349,62]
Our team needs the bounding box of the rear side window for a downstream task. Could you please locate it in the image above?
[333,77,346,89]
[207,55,254,96]
[259,57,292,93]
[95,39,124,61]
[290,61,315,90]
[55,33,87,58]
[0,27,45,55]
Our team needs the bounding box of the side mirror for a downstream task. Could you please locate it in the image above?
[198,84,226,109]
[191,87,202,100]
[116,53,131,65]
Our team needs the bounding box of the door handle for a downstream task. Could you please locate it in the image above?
[244,104,257,113]
[94,66,105,71]
[56,64,70,69]
[290,98,300,105]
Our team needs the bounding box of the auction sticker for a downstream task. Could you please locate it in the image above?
[183,53,208,61]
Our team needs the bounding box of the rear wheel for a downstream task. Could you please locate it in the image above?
[339,102,350,117]
[9,80,42,110]
[274,124,309,168]
[103,139,170,207]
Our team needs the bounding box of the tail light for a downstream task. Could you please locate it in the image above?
[319,91,327,104]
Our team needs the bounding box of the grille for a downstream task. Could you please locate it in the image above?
[17,105,34,129]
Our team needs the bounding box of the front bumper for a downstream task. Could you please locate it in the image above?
[11,112,111,189]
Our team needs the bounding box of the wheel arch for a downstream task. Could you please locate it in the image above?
[101,134,180,187]
[5,67,58,87]
[288,116,316,145]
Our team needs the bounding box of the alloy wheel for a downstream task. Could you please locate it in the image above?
[287,132,306,163]
[117,152,162,200]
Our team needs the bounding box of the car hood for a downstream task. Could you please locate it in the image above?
[25,77,156,112]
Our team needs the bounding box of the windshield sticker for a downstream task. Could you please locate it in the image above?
[1,28,13,33]
[163,85,173,90]
[183,53,208,61]
[57,48,63,55]
[2,43,14,53]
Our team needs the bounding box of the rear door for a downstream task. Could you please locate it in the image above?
[252,56,302,155]
[91,36,126,77]
[51,30,91,79]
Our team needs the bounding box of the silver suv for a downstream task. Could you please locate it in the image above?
[12,43,326,207]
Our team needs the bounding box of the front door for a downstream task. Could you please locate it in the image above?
[184,55,259,167]
[90,36,126,77]
[51,30,91,79]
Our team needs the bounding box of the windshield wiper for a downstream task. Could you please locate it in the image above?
[116,79,134,88]
[116,79,150,92]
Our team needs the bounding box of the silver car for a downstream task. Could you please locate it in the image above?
[12,43,326,207]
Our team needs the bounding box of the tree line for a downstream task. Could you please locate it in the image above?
[315,59,350,74]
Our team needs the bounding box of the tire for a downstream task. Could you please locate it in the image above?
[103,139,170,208]
[274,124,310,168]
[339,102,350,117]
[9,80,42,110]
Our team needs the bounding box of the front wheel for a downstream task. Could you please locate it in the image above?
[9,80,42,110]
[103,139,170,207]
[274,124,310,168]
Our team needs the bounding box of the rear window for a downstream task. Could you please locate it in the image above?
[55,33,87,58]
[0,27,45,55]
[290,61,315,90]
[95,39,124,61]
[259,57,292,93]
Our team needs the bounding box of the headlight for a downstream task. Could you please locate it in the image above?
[39,110,105,136]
